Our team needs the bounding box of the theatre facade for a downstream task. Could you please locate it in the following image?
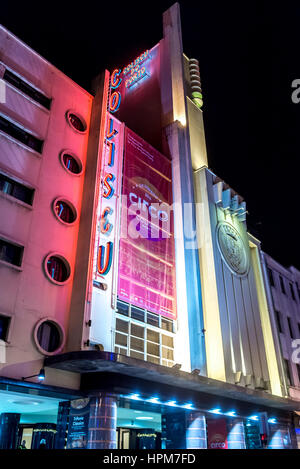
[0,3,300,450]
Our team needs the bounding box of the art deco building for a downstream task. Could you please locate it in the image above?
[0,3,299,450]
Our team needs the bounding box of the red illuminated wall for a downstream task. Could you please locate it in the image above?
[117,127,176,320]
[207,419,228,449]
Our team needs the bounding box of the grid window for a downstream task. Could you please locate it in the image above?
[147,311,159,327]
[290,283,296,301]
[162,334,174,348]
[162,346,174,361]
[130,350,144,360]
[147,342,160,356]
[0,115,43,153]
[117,301,129,317]
[287,317,294,339]
[3,69,51,109]
[162,318,173,332]
[275,310,283,334]
[267,267,275,287]
[130,337,144,352]
[147,355,160,365]
[0,173,34,205]
[147,330,159,344]
[0,315,10,341]
[115,333,127,347]
[0,239,23,267]
[114,346,127,356]
[130,323,144,339]
[279,276,286,294]
[130,306,145,322]
[116,318,129,334]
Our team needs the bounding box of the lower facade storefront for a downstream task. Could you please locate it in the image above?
[0,375,297,450]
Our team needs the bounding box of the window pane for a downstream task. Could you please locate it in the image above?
[162,335,174,348]
[115,333,127,347]
[36,321,60,353]
[0,115,43,153]
[131,306,145,322]
[0,315,10,341]
[4,69,51,109]
[116,319,128,334]
[147,355,160,364]
[130,324,144,338]
[117,301,129,316]
[147,312,159,327]
[147,329,159,344]
[130,337,144,352]
[162,318,173,332]
[147,342,159,356]
[0,239,23,266]
[115,346,127,356]
[62,154,81,174]
[162,347,174,360]
[130,350,144,360]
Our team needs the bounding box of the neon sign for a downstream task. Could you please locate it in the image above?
[96,114,123,277]
[109,50,151,110]
[123,50,150,89]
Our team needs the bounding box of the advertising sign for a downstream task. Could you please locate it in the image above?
[66,399,91,449]
[207,418,228,449]
[118,127,177,320]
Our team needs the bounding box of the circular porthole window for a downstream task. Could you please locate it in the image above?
[60,150,83,175]
[34,318,65,356]
[52,198,77,225]
[66,110,87,133]
[44,253,71,285]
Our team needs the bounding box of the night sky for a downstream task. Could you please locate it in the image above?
[2,0,300,269]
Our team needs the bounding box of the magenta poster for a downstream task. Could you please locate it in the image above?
[117,128,177,320]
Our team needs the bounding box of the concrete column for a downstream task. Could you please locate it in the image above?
[87,393,117,449]
[227,418,246,449]
[0,412,20,449]
[186,412,207,449]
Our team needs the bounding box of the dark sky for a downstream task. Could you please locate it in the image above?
[2,0,300,270]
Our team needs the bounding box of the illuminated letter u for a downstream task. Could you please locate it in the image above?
[97,241,113,275]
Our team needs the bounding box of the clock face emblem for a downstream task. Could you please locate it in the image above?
[217,222,249,276]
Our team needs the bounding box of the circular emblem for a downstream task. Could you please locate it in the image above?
[217,222,249,276]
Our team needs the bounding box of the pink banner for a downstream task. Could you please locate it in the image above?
[117,128,176,320]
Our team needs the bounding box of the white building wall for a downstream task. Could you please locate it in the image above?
[263,252,300,399]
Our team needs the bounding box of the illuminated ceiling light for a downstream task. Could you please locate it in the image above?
[166,400,177,407]
[248,415,259,421]
[127,393,141,401]
[136,416,154,420]
[268,418,277,424]
[147,397,160,404]
[209,408,222,415]
[182,403,194,410]
[226,411,236,417]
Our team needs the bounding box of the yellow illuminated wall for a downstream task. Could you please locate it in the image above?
[194,168,226,382]
[250,241,283,396]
